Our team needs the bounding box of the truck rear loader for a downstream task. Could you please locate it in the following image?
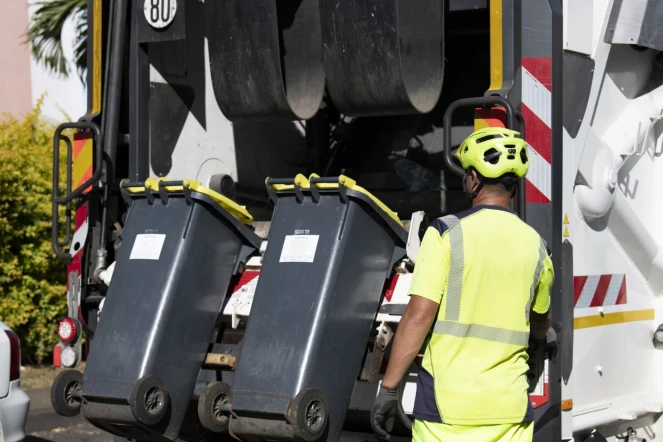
[47,0,663,441]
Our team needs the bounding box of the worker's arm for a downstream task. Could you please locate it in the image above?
[530,309,551,341]
[382,225,448,388]
[371,224,449,441]
[380,295,439,390]
[530,250,554,341]
[371,226,447,440]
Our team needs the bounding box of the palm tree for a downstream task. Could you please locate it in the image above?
[26,0,88,82]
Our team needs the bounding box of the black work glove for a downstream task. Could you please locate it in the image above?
[546,324,560,360]
[371,386,399,441]
[526,337,544,393]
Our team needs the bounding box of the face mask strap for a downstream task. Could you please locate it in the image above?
[510,181,519,199]
[462,170,485,202]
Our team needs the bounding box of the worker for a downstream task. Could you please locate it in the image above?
[370,127,554,442]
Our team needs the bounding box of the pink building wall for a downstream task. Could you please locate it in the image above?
[0,0,32,117]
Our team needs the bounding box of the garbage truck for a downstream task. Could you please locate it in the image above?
[48,0,663,440]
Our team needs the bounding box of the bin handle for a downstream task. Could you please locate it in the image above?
[265,174,310,191]
[120,177,182,197]
[120,178,254,224]
[265,174,310,204]
[310,174,403,226]
[307,173,338,203]
[266,174,404,227]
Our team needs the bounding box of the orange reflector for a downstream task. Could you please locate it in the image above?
[53,344,62,367]
[561,399,573,411]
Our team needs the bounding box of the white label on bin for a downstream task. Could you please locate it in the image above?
[279,235,319,263]
[130,234,166,260]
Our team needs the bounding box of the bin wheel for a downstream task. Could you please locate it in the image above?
[51,369,83,417]
[197,382,231,433]
[287,389,328,442]
[129,375,169,425]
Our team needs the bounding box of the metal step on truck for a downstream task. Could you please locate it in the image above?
[48,0,663,441]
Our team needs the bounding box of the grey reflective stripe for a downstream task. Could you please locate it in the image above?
[433,320,530,346]
[444,221,464,321]
[440,214,460,230]
[526,237,548,320]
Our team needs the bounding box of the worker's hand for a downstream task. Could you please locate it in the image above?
[525,337,543,393]
[546,325,560,360]
[371,386,399,441]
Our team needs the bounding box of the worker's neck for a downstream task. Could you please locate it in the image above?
[472,193,511,209]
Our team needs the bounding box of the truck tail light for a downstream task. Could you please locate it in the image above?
[58,317,78,343]
[5,330,20,381]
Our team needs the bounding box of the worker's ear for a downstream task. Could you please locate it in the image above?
[468,169,480,192]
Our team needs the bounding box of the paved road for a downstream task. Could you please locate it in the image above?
[23,388,399,442]
[24,387,113,442]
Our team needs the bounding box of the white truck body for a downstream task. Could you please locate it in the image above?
[64,0,663,440]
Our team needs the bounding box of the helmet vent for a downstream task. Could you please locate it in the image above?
[483,148,501,165]
[520,148,528,164]
[477,134,503,144]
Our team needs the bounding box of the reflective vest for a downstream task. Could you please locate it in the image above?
[408,204,554,425]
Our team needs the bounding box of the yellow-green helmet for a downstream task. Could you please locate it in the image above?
[455,127,529,178]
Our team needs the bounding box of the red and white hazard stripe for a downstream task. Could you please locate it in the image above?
[530,359,549,409]
[66,205,89,277]
[522,57,552,204]
[377,273,414,322]
[223,270,260,327]
[574,274,627,309]
[223,271,414,327]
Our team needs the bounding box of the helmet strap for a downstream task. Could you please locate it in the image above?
[462,170,485,202]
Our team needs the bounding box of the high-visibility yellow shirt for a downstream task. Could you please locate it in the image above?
[408,205,554,425]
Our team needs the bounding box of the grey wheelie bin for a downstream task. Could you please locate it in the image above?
[229,174,407,441]
[78,178,261,441]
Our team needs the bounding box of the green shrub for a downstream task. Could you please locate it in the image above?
[0,101,68,364]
